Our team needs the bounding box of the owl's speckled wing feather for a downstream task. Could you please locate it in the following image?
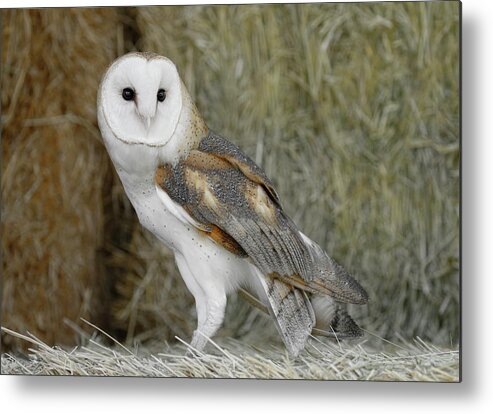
[155,131,368,305]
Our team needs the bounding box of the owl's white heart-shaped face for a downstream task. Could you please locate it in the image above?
[98,53,183,146]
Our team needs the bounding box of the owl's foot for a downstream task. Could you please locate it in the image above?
[185,294,227,357]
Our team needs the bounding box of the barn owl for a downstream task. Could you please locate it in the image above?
[97,52,368,357]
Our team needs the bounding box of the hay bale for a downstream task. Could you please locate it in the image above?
[126,2,460,345]
[1,8,119,351]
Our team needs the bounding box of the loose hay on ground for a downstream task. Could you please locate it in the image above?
[0,327,459,381]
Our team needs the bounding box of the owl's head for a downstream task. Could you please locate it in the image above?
[98,52,183,147]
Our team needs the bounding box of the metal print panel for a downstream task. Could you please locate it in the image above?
[1,1,460,381]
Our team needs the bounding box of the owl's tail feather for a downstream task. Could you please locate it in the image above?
[321,305,363,338]
[256,275,315,357]
[239,288,363,340]
[311,295,363,338]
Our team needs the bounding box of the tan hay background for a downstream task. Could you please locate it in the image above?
[2,2,459,356]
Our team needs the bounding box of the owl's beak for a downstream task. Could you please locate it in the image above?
[138,113,152,130]
[138,103,155,130]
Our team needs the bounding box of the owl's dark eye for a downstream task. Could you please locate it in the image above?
[157,89,166,102]
[122,88,135,101]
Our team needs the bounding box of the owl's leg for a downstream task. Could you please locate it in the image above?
[174,254,207,333]
[175,253,227,353]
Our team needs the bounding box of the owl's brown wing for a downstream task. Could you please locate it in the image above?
[155,132,367,305]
